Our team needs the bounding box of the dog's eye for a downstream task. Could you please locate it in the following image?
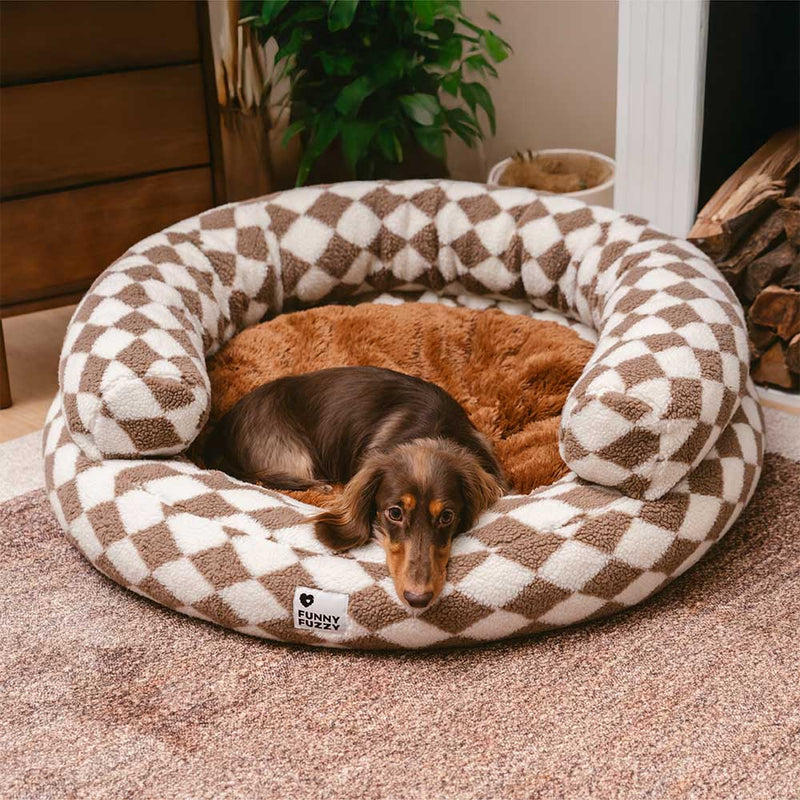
[386,506,403,523]
[438,509,455,526]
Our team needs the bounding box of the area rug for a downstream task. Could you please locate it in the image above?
[2,425,799,798]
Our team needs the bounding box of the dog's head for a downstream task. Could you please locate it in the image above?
[314,439,504,610]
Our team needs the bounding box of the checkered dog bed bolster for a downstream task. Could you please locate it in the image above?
[44,180,764,650]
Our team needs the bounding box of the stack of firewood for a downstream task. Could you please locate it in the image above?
[689,129,800,392]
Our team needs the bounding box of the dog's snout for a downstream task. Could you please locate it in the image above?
[403,590,434,608]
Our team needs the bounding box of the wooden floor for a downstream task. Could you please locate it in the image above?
[0,305,76,443]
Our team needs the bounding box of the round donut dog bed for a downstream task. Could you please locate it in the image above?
[45,180,764,650]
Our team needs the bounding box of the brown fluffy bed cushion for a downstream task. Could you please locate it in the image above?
[201,302,594,504]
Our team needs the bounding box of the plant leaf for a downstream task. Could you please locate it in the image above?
[435,35,462,68]
[328,0,359,31]
[335,75,374,116]
[432,18,455,40]
[296,112,340,186]
[275,26,304,63]
[461,81,496,135]
[276,4,325,26]
[464,54,498,78]
[309,112,340,159]
[412,125,446,161]
[259,0,289,25]
[437,0,460,21]
[441,71,461,97]
[240,0,261,19]
[481,30,509,63]
[445,107,479,145]
[319,51,356,76]
[376,127,403,163]
[399,93,441,127]
[341,120,377,171]
[412,0,436,28]
[370,49,409,87]
[487,10,501,23]
[296,156,313,187]
[280,120,306,147]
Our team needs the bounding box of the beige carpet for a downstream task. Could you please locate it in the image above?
[2,452,799,799]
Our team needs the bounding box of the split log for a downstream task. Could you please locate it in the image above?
[778,198,800,212]
[716,207,790,287]
[781,255,800,289]
[753,341,794,388]
[781,209,800,247]
[787,333,800,375]
[752,340,793,389]
[742,240,797,302]
[747,320,778,356]
[749,285,800,340]
[689,128,800,260]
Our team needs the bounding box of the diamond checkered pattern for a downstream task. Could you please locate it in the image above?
[58,181,749,499]
[44,180,764,649]
[42,364,764,650]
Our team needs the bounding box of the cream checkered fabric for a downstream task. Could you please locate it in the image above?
[45,181,764,650]
[58,181,749,499]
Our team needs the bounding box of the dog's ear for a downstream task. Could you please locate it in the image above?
[313,454,386,551]
[459,458,504,532]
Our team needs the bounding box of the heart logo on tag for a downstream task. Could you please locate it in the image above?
[294,587,348,635]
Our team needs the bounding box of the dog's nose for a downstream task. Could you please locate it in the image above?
[403,590,433,608]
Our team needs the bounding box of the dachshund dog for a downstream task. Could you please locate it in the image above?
[204,366,505,609]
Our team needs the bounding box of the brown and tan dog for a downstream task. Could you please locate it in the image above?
[199,302,594,609]
[205,366,505,609]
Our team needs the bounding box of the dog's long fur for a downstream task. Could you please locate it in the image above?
[205,366,505,607]
[205,366,503,488]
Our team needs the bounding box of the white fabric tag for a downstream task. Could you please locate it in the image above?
[293,586,350,635]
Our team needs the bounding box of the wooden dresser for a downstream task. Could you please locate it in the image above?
[0,0,224,407]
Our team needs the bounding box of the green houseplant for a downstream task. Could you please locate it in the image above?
[240,0,510,185]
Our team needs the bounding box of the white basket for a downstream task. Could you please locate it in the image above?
[488,148,616,208]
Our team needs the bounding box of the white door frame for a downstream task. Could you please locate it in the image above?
[614,0,710,236]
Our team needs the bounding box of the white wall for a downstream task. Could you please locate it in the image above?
[448,0,619,182]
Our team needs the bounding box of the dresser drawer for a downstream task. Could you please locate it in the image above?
[1,65,210,198]
[1,167,213,308]
[0,0,199,85]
